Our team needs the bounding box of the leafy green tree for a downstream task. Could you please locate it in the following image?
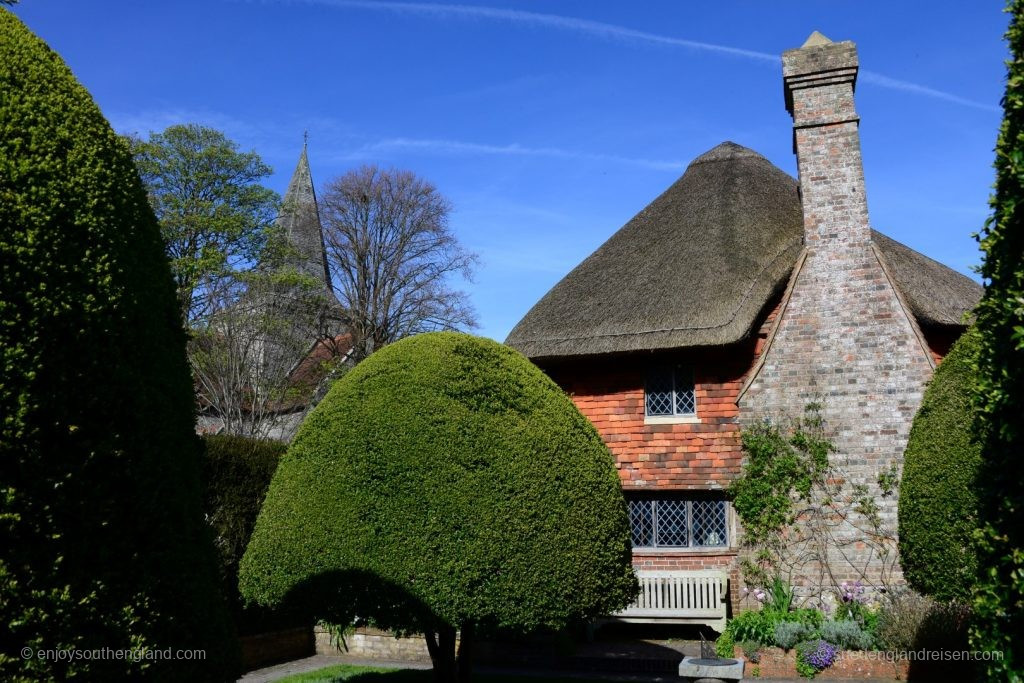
[898,329,981,602]
[971,1,1024,677]
[129,124,279,326]
[239,332,637,683]
[0,10,236,681]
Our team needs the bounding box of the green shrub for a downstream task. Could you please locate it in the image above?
[0,10,236,681]
[726,610,779,647]
[971,4,1024,676]
[833,599,879,639]
[820,620,873,651]
[774,621,814,650]
[876,590,971,653]
[238,332,637,681]
[898,328,981,601]
[715,628,736,658]
[201,434,293,635]
[789,608,825,629]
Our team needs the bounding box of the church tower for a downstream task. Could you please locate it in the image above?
[277,136,334,296]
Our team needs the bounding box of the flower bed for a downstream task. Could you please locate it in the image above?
[739,646,908,680]
[716,579,973,679]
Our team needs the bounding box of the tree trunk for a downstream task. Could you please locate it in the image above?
[426,622,474,683]
[455,621,474,683]
[426,625,457,683]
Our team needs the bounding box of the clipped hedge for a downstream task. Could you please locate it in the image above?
[971,2,1024,676]
[0,11,235,681]
[898,328,981,602]
[239,332,637,673]
[201,434,297,635]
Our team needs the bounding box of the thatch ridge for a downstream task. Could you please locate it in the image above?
[506,141,981,359]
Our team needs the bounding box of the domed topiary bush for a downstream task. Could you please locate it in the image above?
[0,10,235,681]
[239,332,637,682]
[898,328,981,602]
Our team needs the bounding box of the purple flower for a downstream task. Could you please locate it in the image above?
[799,640,839,671]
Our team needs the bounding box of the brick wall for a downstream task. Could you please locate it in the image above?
[739,37,935,596]
[545,299,779,492]
[539,297,783,613]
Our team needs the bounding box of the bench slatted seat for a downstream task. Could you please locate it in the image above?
[605,569,728,633]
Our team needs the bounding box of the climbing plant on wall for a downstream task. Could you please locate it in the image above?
[730,404,901,601]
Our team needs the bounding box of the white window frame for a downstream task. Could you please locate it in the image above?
[644,366,698,424]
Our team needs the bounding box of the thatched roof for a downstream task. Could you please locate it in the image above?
[871,231,980,327]
[505,141,981,360]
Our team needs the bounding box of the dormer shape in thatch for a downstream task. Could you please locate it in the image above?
[505,141,979,360]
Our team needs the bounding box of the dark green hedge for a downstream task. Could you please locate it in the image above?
[201,434,300,635]
[0,11,235,681]
[239,332,637,634]
[971,1,1024,675]
[898,328,981,602]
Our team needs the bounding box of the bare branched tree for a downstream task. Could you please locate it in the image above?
[319,165,478,361]
[190,268,347,440]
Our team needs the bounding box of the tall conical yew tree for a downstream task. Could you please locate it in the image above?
[0,10,236,681]
[971,1,1024,678]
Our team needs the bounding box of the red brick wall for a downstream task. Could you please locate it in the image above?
[923,325,962,365]
[550,356,745,489]
[543,298,780,492]
[536,296,784,614]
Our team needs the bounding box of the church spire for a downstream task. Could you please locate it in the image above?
[278,138,332,294]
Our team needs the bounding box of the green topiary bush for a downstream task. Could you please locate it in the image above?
[0,10,236,681]
[239,332,637,682]
[201,434,296,635]
[898,328,981,602]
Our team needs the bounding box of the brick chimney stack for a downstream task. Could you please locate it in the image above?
[783,32,871,249]
[741,32,936,595]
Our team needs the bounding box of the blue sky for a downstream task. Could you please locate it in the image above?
[12,1,1010,342]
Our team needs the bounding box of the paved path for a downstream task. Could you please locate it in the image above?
[238,654,904,683]
[240,654,430,683]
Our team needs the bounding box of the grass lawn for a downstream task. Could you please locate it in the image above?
[277,665,608,683]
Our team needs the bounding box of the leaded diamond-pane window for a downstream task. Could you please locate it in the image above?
[691,499,728,548]
[645,372,674,416]
[655,499,689,546]
[627,496,729,549]
[645,367,696,417]
[628,499,654,547]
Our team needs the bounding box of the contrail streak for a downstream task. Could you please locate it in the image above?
[270,0,998,112]
[347,137,687,171]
